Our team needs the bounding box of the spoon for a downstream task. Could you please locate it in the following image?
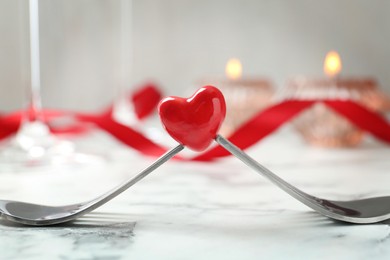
[0,145,184,226]
[160,86,390,224]
[215,135,390,224]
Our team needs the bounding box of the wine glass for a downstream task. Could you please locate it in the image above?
[110,0,167,147]
[0,0,104,170]
[111,0,138,126]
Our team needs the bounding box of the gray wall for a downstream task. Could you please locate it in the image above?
[1,0,389,112]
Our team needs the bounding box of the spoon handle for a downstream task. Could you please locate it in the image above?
[215,135,330,215]
[78,144,184,215]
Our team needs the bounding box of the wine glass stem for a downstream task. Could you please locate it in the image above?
[118,0,133,97]
[26,0,43,123]
[113,0,137,125]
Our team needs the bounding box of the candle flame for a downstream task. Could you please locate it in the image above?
[324,51,342,77]
[225,58,242,80]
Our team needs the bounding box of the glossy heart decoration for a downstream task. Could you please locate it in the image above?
[158,86,226,151]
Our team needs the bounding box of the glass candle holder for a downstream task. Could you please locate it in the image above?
[281,77,385,147]
[200,78,274,136]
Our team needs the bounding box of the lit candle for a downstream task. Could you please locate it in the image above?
[282,50,385,147]
[225,58,242,81]
[323,51,342,78]
[200,58,274,135]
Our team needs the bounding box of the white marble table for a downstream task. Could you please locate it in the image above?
[1,126,390,259]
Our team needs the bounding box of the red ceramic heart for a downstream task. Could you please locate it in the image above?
[158,86,226,151]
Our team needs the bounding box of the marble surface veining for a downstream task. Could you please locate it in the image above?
[1,126,390,259]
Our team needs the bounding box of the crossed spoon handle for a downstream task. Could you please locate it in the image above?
[1,85,389,226]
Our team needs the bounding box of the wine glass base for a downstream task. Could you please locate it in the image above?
[0,122,107,172]
[112,97,138,126]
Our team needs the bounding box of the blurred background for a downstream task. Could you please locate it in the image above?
[0,0,389,112]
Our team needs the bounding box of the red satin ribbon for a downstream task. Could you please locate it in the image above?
[192,100,315,161]
[131,84,162,120]
[324,100,390,143]
[78,99,390,162]
[79,110,169,157]
[0,98,389,162]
